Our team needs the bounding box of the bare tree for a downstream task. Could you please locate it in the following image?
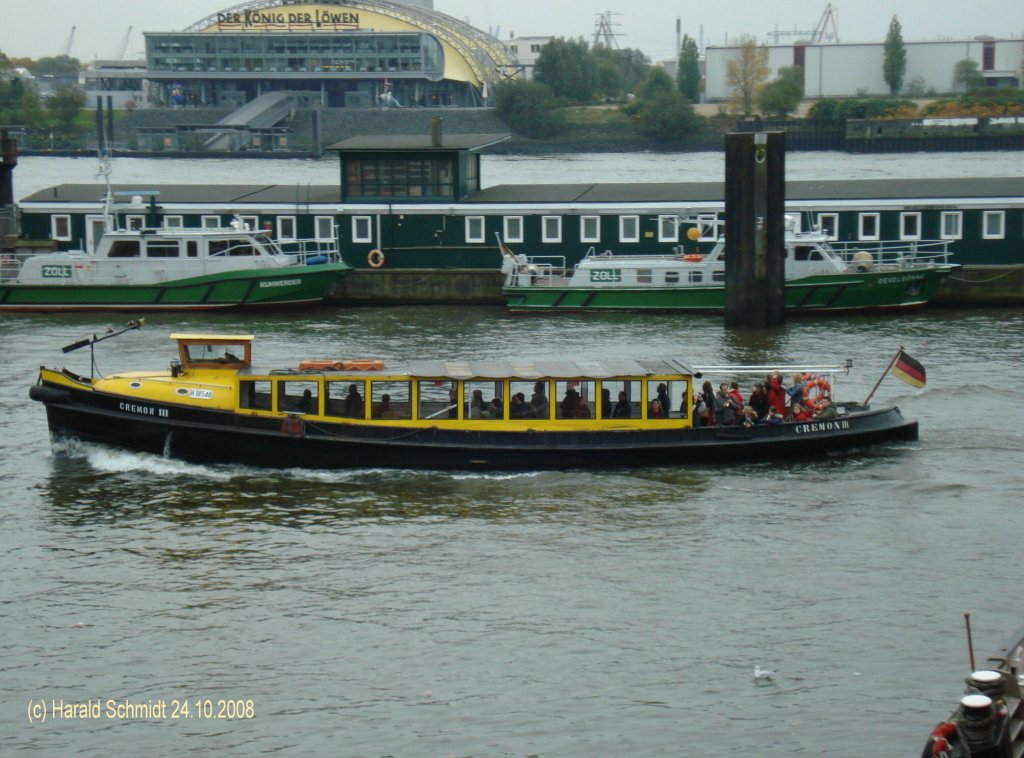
[726,36,770,116]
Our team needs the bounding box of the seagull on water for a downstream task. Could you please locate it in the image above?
[754,665,775,681]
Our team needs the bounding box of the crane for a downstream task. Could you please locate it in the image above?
[766,4,839,45]
[63,25,76,57]
[117,26,133,60]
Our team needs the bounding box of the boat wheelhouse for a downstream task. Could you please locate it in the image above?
[500,215,958,313]
[30,331,920,471]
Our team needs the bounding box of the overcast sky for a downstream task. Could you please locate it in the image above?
[1,0,1020,62]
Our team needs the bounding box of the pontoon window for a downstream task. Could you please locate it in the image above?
[352,215,373,243]
[464,380,504,420]
[51,215,72,241]
[983,211,1005,239]
[817,213,838,239]
[600,380,640,419]
[326,380,366,418]
[238,215,259,232]
[658,215,679,242]
[555,380,594,419]
[126,215,145,231]
[465,216,485,244]
[370,381,410,420]
[162,215,184,229]
[239,379,272,411]
[145,241,179,258]
[503,216,523,244]
[418,379,457,420]
[647,379,689,419]
[108,240,141,258]
[941,211,962,240]
[201,215,221,229]
[900,212,921,241]
[580,215,600,243]
[542,216,562,243]
[859,213,880,241]
[314,216,335,241]
[279,380,319,414]
[509,380,547,420]
[620,215,639,243]
[277,216,297,240]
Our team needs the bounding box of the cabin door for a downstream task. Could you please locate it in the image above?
[85,215,106,253]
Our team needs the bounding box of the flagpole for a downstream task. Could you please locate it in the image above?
[863,345,902,405]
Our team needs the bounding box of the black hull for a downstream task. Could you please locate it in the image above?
[32,380,918,471]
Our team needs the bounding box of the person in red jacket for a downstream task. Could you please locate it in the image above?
[766,372,787,415]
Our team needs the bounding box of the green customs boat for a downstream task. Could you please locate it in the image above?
[0,207,349,313]
[501,218,958,314]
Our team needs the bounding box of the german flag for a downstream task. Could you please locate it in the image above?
[892,350,926,388]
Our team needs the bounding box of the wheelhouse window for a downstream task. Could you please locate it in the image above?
[277,216,297,240]
[279,380,319,414]
[816,213,838,239]
[465,216,485,244]
[900,212,921,241]
[352,215,373,243]
[647,379,689,419]
[370,381,410,420]
[108,240,141,258]
[542,216,562,243]
[201,215,221,229]
[162,215,183,229]
[464,380,504,420]
[209,239,256,256]
[326,380,366,419]
[239,379,272,411]
[983,211,1005,239]
[51,214,72,241]
[637,269,653,284]
[417,379,457,420]
[509,380,548,420]
[601,380,640,420]
[712,270,725,283]
[580,215,600,243]
[658,215,679,242]
[665,271,680,284]
[859,213,880,241]
[179,341,249,368]
[314,216,335,241]
[555,380,594,419]
[688,270,703,283]
[145,240,180,258]
[793,245,824,261]
[503,216,524,244]
[941,211,962,240]
[620,215,639,243]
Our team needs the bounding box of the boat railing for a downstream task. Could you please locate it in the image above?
[830,239,953,269]
[0,251,28,282]
[511,255,569,285]
[273,237,343,263]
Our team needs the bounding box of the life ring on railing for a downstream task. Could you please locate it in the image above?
[801,375,832,411]
[367,249,385,268]
[683,254,704,263]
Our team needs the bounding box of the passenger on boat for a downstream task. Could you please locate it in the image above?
[656,383,671,415]
[373,393,399,420]
[613,391,632,419]
[601,388,612,419]
[790,402,814,422]
[488,397,504,419]
[560,387,580,419]
[343,384,364,418]
[766,372,787,415]
[510,393,530,418]
[531,382,549,419]
[715,383,740,426]
[650,399,664,418]
[448,388,458,419]
[787,373,808,408]
[295,389,314,413]
[700,381,717,426]
[813,398,838,420]
[469,389,487,419]
[728,382,744,408]
[749,382,770,420]
[574,396,592,419]
[766,407,783,425]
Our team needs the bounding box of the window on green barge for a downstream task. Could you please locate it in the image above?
[279,380,319,414]
[600,380,640,420]
[239,379,272,411]
[370,381,410,420]
[555,380,594,420]
[418,379,457,420]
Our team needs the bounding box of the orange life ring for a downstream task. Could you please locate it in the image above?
[683,253,704,263]
[341,359,384,371]
[801,376,832,411]
[367,249,385,268]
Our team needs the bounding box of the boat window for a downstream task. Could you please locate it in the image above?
[239,379,272,411]
[619,215,639,243]
[183,342,248,366]
[900,212,921,241]
[370,381,410,420]
[108,240,141,258]
[555,380,594,420]
[688,270,703,284]
[665,271,680,284]
[126,215,145,231]
[793,245,822,261]
[464,380,503,420]
[163,215,184,229]
[418,379,458,420]
[580,215,600,243]
[817,213,838,239]
[277,216,297,241]
[238,215,259,232]
[637,269,653,284]
[503,216,524,244]
[712,270,725,283]
[542,216,562,243]
[647,379,689,420]
[187,241,198,257]
[51,215,72,241]
[146,241,179,258]
[279,380,319,414]
[465,216,485,244]
[600,380,640,420]
[352,215,373,243]
[658,215,679,242]
[201,215,221,229]
[859,213,880,241]
[509,380,548,420]
[982,211,1005,240]
[314,216,335,241]
[326,380,366,418]
[941,211,962,240]
[209,239,256,256]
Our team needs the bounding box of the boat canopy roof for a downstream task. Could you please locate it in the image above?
[171,333,255,343]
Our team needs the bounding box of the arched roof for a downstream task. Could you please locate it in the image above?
[184,0,516,88]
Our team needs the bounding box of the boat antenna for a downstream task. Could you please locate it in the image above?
[964,612,976,671]
[62,319,145,378]
[863,345,903,405]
